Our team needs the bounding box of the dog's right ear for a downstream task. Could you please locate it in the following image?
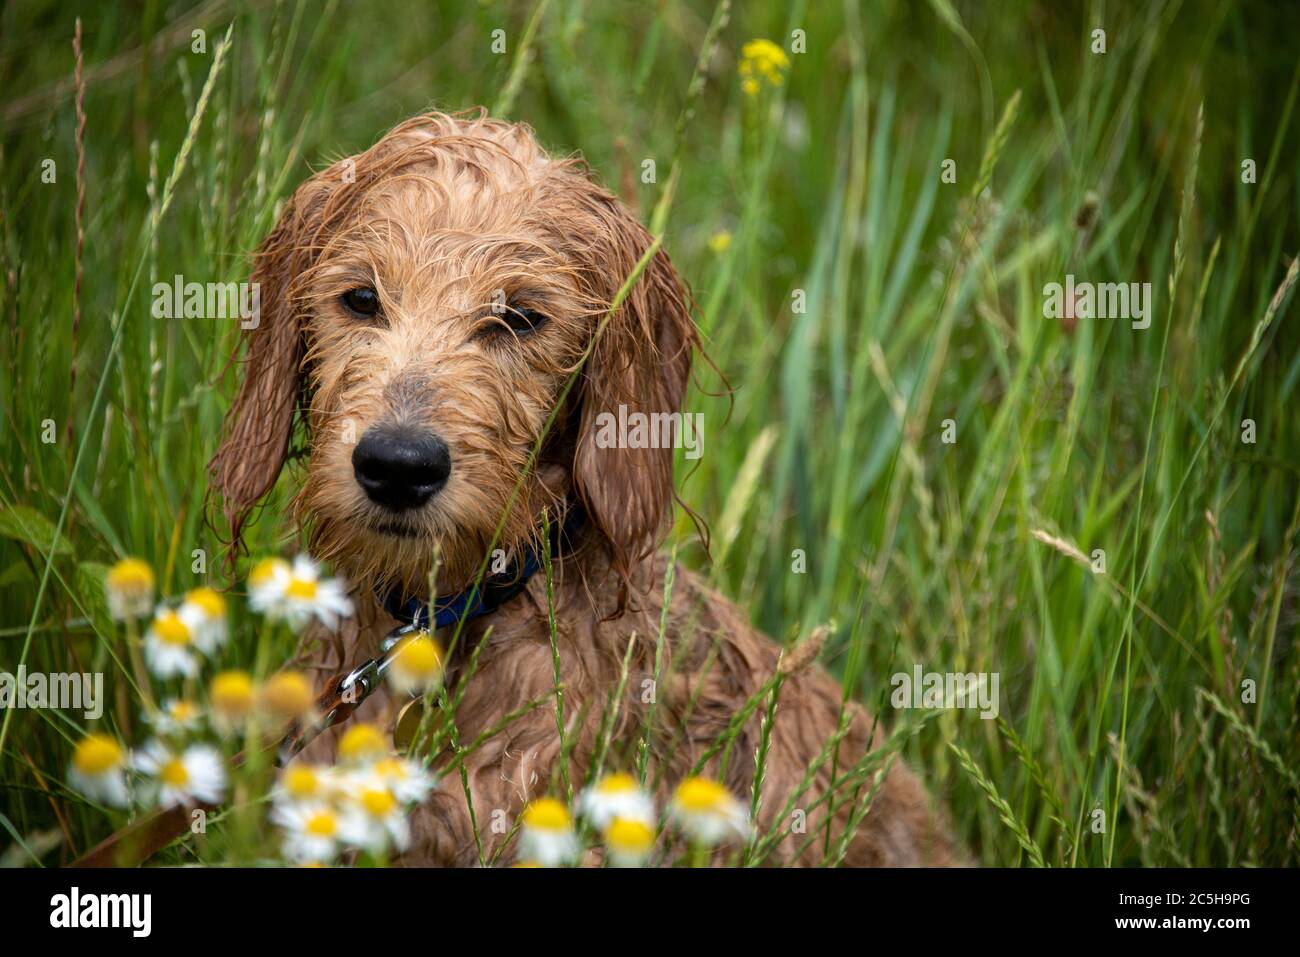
[208,170,335,552]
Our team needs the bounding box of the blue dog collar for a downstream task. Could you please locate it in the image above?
[379,505,585,632]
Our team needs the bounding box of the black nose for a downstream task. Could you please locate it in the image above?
[352,427,452,511]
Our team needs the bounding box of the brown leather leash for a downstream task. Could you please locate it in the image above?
[69,628,416,867]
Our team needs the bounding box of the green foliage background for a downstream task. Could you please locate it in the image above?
[1,0,1297,866]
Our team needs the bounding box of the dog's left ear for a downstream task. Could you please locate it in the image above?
[208,168,337,552]
[569,186,698,581]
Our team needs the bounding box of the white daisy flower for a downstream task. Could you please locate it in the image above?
[338,776,410,854]
[133,740,226,808]
[260,670,316,724]
[669,776,750,846]
[142,605,204,679]
[517,797,578,867]
[209,670,257,734]
[336,723,389,765]
[384,631,444,696]
[271,802,344,865]
[149,698,202,736]
[247,557,291,614]
[105,558,154,621]
[369,756,436,805]
[249,555,353,630]
[603,816,656,867]
[180,587,228,654]
[67,733,130,808]
[272,763,343,810]
[577,772,655,829]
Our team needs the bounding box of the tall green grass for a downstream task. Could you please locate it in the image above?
[1,0,1297,866]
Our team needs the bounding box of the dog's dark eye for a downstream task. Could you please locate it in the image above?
[341,287,381,319]
[500,306,547,334]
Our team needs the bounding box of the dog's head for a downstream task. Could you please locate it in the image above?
[209,111,696,600]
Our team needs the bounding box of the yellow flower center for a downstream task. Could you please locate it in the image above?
[285,766,320,798]
[338,724,387,761]
[168,700,198,722]
[72,733,123,775]
[160,757,189,787]
[675,776,729,813]
[263,671,314,717]
[211,671,256,715]
[305,811,338,837]
[394,633,443,679]
[152,610,192,646]
[361,788,398,817]
[597,772,638,794]
[185,586,226,618]
[374,757,406,779]
[286,577,318,600]
[708,232,733,254]
[522,797,572,832]
[107,558,154,592]
[250,558,288,586]
[605,817,654,854]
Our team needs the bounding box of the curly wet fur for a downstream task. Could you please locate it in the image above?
[209,109,959,866]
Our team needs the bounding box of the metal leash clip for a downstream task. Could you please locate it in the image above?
[276,624,423,766]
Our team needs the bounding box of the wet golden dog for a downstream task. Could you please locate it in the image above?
[209,110,957,866]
